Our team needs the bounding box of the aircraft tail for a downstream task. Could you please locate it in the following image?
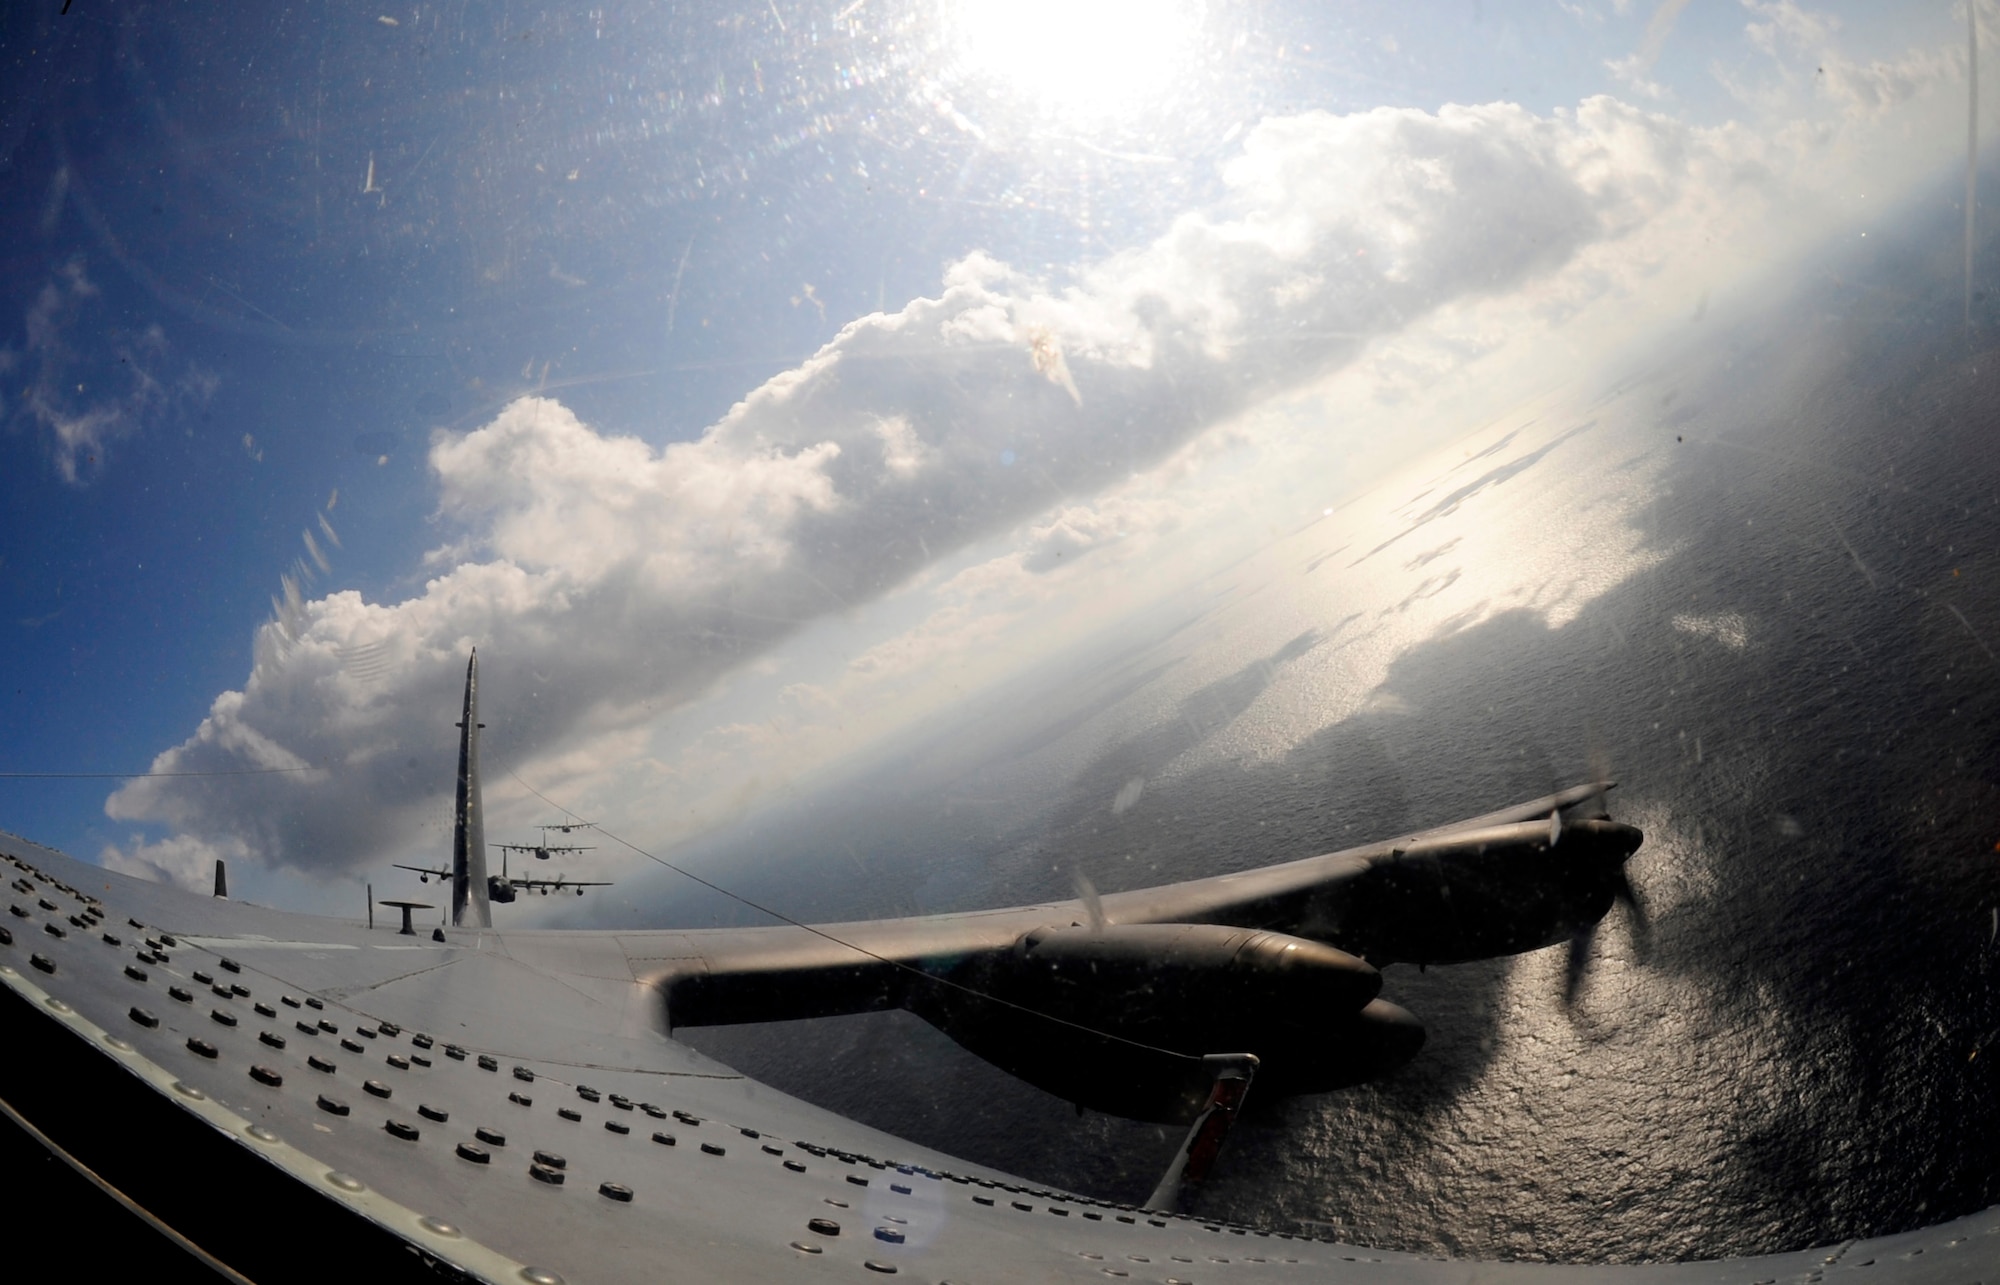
[451,649,493,929]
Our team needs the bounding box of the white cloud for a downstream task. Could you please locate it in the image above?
[1743,0,1838,58]
[873,415,930,479]
[1,260,217,483]
[1728,0,1959,119]
[103,85,1953,888]
[99,832,249,892]
[1819,45,1961,115]
[1019,497,1171,574]
[1606,0,1696,97]
[1607,54,1671,100]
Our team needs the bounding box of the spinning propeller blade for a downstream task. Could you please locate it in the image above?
[1560,753,1647,1009]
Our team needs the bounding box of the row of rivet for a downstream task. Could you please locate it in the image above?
[54,914,1194,1257]
[123,995,640,1208]
[5,854,1311,1260]
[12,901,915,1245]
[0,908,552,1285]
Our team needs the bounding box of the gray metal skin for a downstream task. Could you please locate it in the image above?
[0,808,1995,1282]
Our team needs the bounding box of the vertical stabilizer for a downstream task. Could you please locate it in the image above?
[452,649,492,928]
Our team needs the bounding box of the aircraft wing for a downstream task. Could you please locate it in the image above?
[2,814,1994,1284]
[1394,780,1610,839]
[637,782,1637,1030]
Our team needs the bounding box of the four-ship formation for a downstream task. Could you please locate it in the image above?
[391,650,613,925]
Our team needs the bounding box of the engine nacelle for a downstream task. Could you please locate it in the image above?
[998,922,1380,1039]
[1318,818,1645,965]
[910,923,1422,1122]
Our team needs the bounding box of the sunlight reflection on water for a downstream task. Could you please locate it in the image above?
[680,277,2000,1259]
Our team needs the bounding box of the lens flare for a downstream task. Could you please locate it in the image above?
[942,0,1203,121]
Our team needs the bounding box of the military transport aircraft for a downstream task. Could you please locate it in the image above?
[392,854,613,905]
[396,832,614,907]
[498,835,599,863]
[0,655,1992,1282]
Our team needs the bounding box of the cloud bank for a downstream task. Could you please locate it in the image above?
[98,92,1902,887]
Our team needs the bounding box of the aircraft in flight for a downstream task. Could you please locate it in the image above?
[0,653,1989,1282]
[391,853,613,906]
[497,834,599,862]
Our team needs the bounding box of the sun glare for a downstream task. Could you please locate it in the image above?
[942,0,1203,121]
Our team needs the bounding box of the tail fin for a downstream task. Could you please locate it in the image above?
[451,649,493,928]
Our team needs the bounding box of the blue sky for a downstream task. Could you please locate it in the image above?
[0,0,1983,909]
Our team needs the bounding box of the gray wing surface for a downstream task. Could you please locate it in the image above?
[630,783,1617,1027]
[1,825,1993,1284]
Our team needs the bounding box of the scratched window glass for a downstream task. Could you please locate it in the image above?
[3,0,1997,1263]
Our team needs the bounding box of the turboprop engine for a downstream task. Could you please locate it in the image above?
[911,923,1424,1122]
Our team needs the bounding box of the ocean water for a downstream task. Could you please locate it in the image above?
[671,214,2000,1261]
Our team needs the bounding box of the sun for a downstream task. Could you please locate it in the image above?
[940,0,1204,122]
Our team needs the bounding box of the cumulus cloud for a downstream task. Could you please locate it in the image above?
[1818,46,1962,115]
[105,97,1786,882]
[99,832,249,892]
[1018,496,1185,574]
[0,259,216,483]
[1729,0,1962,118]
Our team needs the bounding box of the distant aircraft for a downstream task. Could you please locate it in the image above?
[494,837,597,863]
[0,652,1988,1281]
[391,856,611,905]
[396,655,614,910]
[482,841,613,903]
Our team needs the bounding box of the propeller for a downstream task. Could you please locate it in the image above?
[1072,870,1107,932]
[1560,749,1649,1009]
[1562,862,1648,1007]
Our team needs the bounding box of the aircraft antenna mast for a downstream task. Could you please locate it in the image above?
[451,649,493,928]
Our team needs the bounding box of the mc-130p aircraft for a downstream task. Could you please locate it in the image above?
[0,654,1992,1283]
